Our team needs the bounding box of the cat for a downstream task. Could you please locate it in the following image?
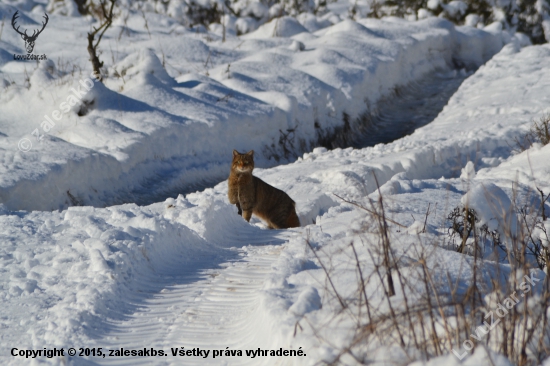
[228,150,300,229]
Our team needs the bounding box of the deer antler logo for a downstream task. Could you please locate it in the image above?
[11,11,49,54]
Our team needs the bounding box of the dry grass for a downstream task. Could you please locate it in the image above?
[303,178,550,365]
[514,113,550,152]
[531,114,550,146]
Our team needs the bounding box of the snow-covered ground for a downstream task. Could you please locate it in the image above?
[0,0,507,211]
[1,1,549,365]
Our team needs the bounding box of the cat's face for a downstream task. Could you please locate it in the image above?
[232,150,254,173]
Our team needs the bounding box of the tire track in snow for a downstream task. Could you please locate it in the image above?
[88,230,291,366]
[334,69,469,149]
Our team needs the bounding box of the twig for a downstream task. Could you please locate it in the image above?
[422,203,431,233]
[0,15,5,42]
[536,187,549,221]
[305,236,347,310]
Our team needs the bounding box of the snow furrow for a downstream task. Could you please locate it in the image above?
[85,241,287,366]
[345,68,469,149]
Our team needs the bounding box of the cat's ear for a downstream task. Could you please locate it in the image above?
[246,150,254,156]
[233,149,239,157]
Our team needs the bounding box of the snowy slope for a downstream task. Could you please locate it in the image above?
[0,2,506,211]
[1,35,549,365]
[247,42,550,365]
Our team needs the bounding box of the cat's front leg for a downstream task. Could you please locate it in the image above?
[242,209,252,222]
[236,202,242,216]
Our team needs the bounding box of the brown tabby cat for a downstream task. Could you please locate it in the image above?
[228,150,300,229]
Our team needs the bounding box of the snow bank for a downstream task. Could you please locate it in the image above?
[237,42,550,364]
[0,6,506,211]
[0,192,276,361]
[461,182,520,249]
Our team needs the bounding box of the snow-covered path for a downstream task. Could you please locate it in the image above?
[74,66,472,365]
[87,228,293,366]
[348,69,468,149]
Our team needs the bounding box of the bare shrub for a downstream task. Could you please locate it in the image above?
[530,113,550,146]
[87,0,117,82]
[518,188,550,271]
[446,205,503,255]
[514,113,550,152]
[185,1,224,27]
[262,121,309,162]
[368,0,549,44]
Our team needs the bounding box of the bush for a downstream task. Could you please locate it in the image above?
[530,113,550,146]
[369,0,549,44]
[446,205,503,255]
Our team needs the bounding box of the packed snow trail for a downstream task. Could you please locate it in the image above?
[351,69,468,149]
[86,224,295,366]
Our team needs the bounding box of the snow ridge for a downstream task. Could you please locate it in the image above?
[0,9,505,211]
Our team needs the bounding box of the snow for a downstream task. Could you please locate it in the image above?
[0,2,505,211]
[442,0,468,18]
[1,1,549,365]
[244,16,309,38]
[461,182,520,250]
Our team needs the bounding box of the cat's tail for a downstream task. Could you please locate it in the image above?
[286,207,301,228]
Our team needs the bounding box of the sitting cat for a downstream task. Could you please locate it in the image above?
[228,150,300,229]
